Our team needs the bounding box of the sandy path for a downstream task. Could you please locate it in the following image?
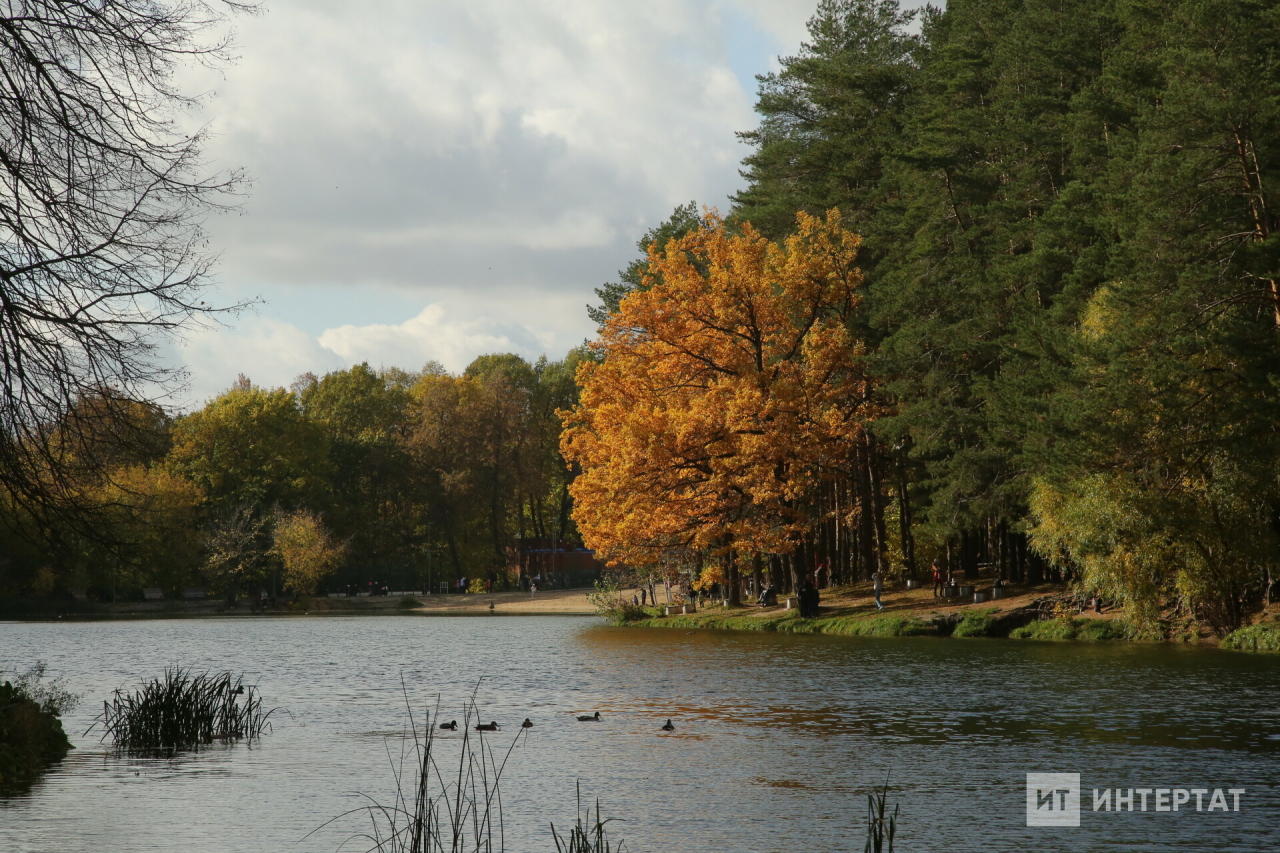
[407,588,597,615]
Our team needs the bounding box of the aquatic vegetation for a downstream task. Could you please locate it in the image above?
[865,780,898,853]
[0,663,78,792]
[1221,623,1280,653]
[551,784,623,853]
[321,684,622,853]
[89,668,272,754]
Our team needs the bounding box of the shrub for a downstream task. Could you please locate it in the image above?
[398,595,422,609]
[608,604,663,625]
[0,663,77,791]
[1221,623,1280,653]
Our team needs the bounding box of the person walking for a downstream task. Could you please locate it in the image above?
[872,570,885,610]
[932,560,944,599]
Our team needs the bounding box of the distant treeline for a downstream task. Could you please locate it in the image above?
[568,0,1280,633]
[0,355,585,600]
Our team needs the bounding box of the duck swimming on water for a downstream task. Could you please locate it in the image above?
[576,712,601,721]
[521,718,534,728]
[439,720,458,730]
[475,721,500,731]
[661,719,675,731]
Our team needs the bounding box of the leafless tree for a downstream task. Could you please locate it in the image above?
[0,1,256,525]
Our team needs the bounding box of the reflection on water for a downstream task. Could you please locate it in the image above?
[1,616,1278,853]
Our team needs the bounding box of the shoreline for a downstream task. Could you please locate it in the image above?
[614,582,1280,651]
[1,588,599,621]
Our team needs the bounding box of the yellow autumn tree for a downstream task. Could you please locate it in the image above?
[271,509,345,595]
[561,209,874,602]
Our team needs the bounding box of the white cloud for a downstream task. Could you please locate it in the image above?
[177,316,346,405]
[319,303,553,374]
[169,0,833,399]
[175,298,579,408]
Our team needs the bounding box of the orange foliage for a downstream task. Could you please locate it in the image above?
[561,209,875,567]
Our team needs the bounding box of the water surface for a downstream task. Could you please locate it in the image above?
[2,616,1277,852]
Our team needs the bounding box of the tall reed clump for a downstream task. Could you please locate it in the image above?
[88,668,272,754]
[317,682,621,853]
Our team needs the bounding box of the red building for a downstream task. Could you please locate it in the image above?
[508,538,605,588]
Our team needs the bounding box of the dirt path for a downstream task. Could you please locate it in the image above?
[407,587,597,615]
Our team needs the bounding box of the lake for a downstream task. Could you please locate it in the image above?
[2,615,1278,852]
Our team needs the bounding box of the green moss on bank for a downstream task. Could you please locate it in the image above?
[1221,623,1280,653]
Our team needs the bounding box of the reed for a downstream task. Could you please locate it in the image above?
[317,681,622,853]
[550,783,623,853]
[88,667,272,754]
[865,780,898,853]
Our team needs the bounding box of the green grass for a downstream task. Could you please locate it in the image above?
[605,605,666,625]
[1221,623,1280,653]
[1009,617,1135,642]
[630,609,940,637]
[628,605,1150,647]
[952,610,999,638]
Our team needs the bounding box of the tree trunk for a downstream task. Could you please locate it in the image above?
[856,443,875,581]
[866,436,891,577]
[895,459,917,579]
[727,550,741,607]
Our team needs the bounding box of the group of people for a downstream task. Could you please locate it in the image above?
[795,583,821,617]
[342,582,389,597]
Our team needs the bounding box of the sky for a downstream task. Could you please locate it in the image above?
[171,0,931,407]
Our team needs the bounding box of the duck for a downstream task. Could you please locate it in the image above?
[230,685,245,695]
[439,720,458,731]
[475,721,500,731]
[521,718,534,728]
[576,712,601,721]
[661,719,675,731]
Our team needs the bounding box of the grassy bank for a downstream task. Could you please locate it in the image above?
[1221,623,1280,653]
[607,581,1179,644]
[623,605,1140,642]
[619,591,1280,652]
